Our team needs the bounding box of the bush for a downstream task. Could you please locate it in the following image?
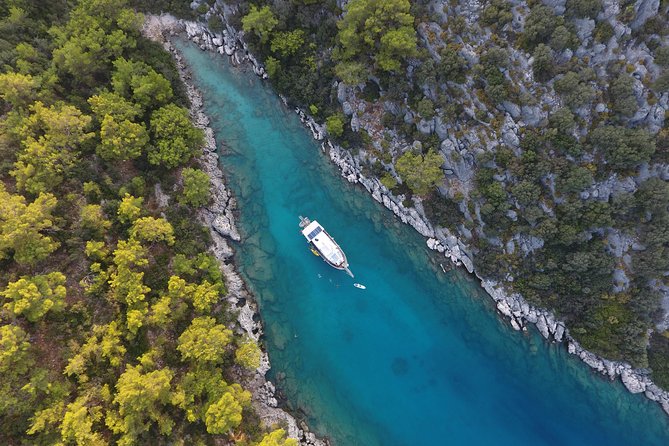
[609,74,638,118]
[423,192,462,229]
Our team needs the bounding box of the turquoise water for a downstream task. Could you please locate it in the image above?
[176,40,669,445]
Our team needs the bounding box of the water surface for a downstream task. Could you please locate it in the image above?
[176,40,669,445]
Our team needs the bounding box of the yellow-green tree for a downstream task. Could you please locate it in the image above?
[88,91,142,121]
[395,150,445,195]
[12,101,93,193]
[129,216,175,246]
[0,71,37,108]
[149,103,204,168]
[242,5,278,43]
[235,339,262,370]
[0,184,59,265]
[117,194,143,223]
[334,0,416,82]
[64,322,126,382]
[98,115,149,161]
[108,365,174,445]
[179,168,210,207]
[257,429,298,446]
[2,272,66,322]
[177,316,232,363]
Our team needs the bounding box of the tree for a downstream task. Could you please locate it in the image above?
[522,5,561,49]
[109,365,174,445]
[271,30,305,58]
[242,5,278,43]
[0,71,37,108]
[204,392,243,434]
[532,44,554,82]
[118,194,143,223]
[395,150,445,195]
[548,107,575,133]
[149,103,204,168]
[0,185,59,265]
[235,339,262,370]
[179,168,210,207]
[177,316,232,364]
[334,0,416,78]
[98,115,149,161]
[111,57,173,110]
[609,74,638,118]
[0,324,32,376]
[257,429,298,446]
[130,216,175,245]
[554,71,596,109]
[590,126,655,170]
[61,393,106,446]
[437,45,467,84]
[12,101,93,193]
[88,91,141,121]
[2,272,66,322]
[566,0,602,18]
[326,114,345,138]
[80,203,111,237]
[64,322,126,381]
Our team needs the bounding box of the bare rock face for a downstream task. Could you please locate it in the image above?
[630,0,660,30]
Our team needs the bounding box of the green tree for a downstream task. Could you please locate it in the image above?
[532,44,554,82]
[109,365,174,445]
[395,150,445,195]
[257,429,298,446]
[554,71,596,109]
[326,113,345,138]
[609,74,638,118]
[177,316,232,364]
[0,185,59,265]
[334,0,416,78]
[590,126,655,170]
[549,107,576,133]
[111,57,174,110]
[235,339,262,370]
[179,168,210,207]
[149,103,204,168]
[242,5,278,44]
[2,272,66,322]
[566,0,602,18]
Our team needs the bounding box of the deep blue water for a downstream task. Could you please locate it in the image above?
[175,40,669,445]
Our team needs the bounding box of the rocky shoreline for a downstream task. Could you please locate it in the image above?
[161,12,669,418]
[143,15,327,446]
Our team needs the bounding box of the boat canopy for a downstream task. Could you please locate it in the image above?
[301,220,345,266]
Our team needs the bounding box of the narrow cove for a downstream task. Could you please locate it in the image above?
[175,39,669,445]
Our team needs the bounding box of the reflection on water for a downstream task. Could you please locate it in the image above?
[176,39,669,446]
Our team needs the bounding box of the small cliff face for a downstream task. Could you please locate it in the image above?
[180,0,669,414]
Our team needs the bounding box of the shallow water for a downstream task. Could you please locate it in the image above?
[176,39,669,445]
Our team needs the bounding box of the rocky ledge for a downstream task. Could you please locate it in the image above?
[166,12,669,417]
[143,14,327,446]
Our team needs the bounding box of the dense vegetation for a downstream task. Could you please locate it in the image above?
[0,1,295,444]
[190,0,669,384]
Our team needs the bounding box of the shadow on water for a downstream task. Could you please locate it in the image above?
[174,39,669,446]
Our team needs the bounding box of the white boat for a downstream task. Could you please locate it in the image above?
[353,283,366,289]
[299,216,353,277]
